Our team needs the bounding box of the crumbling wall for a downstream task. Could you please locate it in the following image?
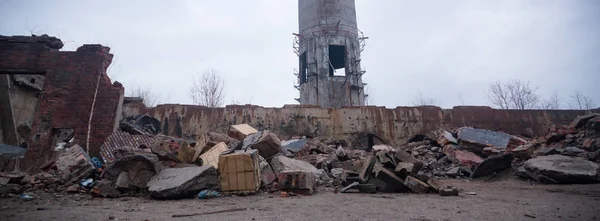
[123,103,593,147]
[0,35,124,167]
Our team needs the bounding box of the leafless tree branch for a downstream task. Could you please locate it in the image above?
[569,90,594,110]
[190,69,226,108]
[412,91,436,106]
[127,85,161,107]
[488,80,539,109]
[539,91,561,110]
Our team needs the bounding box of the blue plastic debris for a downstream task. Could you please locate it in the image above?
[91,157,103,168]
[197,190,220,199]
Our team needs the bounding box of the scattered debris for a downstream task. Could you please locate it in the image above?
[148,166,219,199]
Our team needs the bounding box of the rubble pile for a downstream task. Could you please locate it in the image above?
[2,113,599,200]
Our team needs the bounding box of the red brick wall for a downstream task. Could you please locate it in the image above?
[0,44,124,166]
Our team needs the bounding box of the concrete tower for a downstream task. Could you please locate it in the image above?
[295,0,368,108]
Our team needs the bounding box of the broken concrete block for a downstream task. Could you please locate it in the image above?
[458,127,511,149]
[101,154,160,189]
[199,142,228,169]
[427,178,442,193]
[523,155,599,184]
[511,144,535,160]
[115,172,130,189]
[148,165,219,199]
[394,151,423,174]
[404,176,429,194]
[92,180,121,198]
[439,187,459,196]
[534,147,561,156]
[270,156,319,178]
[206,132,240,150]
[277,170,316,195]
[358,156,376,182]
[296,154,329,169]
[246,131,282,160]
[259,155,276,186]
[570,113,600,129]
[372,164,410,193]
[177,141,197,164]
[394,162,414,178]
[357,184,377,193]
[66,184,80,193]
[471,153,514,178]
[151,140,182,163]
[228,124,258,141]
[376,151,397,169]
[56,145,96,183]
[372,144,394,152]
[452,150,483,169]
[446,167,460,177]
[218,149,261,193]
[438,130,458,146]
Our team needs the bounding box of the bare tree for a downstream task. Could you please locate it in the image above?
[488,81,511,109]
[412,91,436,106]
[569,90,594,110]
[190,69,226,107]
[127,86,161,107]
[488,79,539,109]
[539,91,562,110]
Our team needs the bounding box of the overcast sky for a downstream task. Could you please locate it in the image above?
[1,0,599,108]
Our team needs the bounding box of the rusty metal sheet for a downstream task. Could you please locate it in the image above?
[457,127,511,148]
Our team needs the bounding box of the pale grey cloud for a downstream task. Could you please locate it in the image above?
[1,0,598,108]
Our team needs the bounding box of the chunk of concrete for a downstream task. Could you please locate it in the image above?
[394,151,424,174]
[244,131,282,160]
[427,178,442,193]
[570,113,600,129]
[101,154,160,189]
[91,180,121,198]
[372,164,410,193]
[259,156,276,186]
[394,162,414,178]
[471,154,514,178]
[523,155,600,184]
[439,187,459,196]
[270,156,319,178]
[358,156,376,182]
[148,166,219,199]
[357,184,377,193]
[404,176,429,194]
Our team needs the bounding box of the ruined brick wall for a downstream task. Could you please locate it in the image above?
[122,103,593,147]
[0,37,124,167]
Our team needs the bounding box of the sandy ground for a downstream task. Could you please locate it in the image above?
[1,178,600,221]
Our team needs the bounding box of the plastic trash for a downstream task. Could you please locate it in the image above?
[197,190,220,199]
[20,194,33,200]
[91,157,103,168]
[80,178,94,188]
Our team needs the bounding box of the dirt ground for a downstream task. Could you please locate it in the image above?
[1,178,599,221]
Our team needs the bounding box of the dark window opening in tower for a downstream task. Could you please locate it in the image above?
[328,45,346,77]
[299,52,308,84]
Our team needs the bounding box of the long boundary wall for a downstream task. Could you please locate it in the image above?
[123,103,594,147]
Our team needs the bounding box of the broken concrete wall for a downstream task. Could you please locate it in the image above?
[122,104,594,148]
[0,35,124,168]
